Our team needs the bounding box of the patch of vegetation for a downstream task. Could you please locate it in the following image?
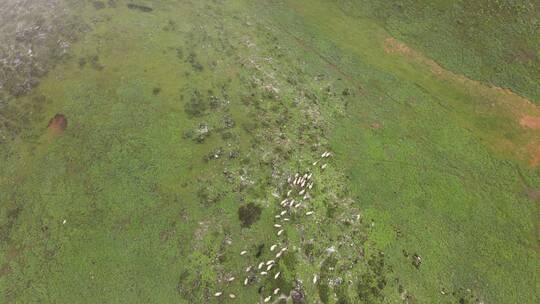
[238,202,262,228]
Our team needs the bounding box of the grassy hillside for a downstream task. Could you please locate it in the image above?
[0,0,538,303]
[336,0,540,103]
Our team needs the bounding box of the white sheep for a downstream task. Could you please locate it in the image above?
[214,292,223,297]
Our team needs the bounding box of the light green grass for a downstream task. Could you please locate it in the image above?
[0,0,538,303]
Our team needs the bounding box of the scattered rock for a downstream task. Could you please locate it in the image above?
[291,289,305,304]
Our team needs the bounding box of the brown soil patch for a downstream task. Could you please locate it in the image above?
[527,143,540,167]
[0,264,12,277]
[524,188,540,201]
[47,113,67,133]
[370,122,382,129]
[520,116,540,129]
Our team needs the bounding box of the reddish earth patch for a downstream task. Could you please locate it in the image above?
[520,116,540,129]
[370,122,382,129]
[47,114,68,133]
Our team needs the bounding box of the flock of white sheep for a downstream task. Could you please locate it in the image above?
[214,151,333,302]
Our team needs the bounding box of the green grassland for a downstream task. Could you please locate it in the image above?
[0,0,538,303]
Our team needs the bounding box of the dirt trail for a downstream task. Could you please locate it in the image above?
[383,37,540,166]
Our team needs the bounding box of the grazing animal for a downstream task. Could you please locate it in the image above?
[246,266,252,272]
[229,294,236,299]
[276,251,282,258]
[277,229,284,236]
[258,262,264,269]
[240,250,247,256]
[264,296,272,302]
[274,272,281,279]
[313,160,319,166]
[266,260,275,265]
[321,163,328,169]
[266,264,274,271]
[313,275,318,284]
[274,288,280,295]
[280,210,287,216]
[227,277,235,282]
[306,211,314,216]
[299,189,305,195]
[214,292,223,297]
[270,244,278,251]
[275,215,281,218]
[274,224,282,228]
[244,277,249,285]
[261,271,268,275]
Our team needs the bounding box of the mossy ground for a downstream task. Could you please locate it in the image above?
[0,0,538,303]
